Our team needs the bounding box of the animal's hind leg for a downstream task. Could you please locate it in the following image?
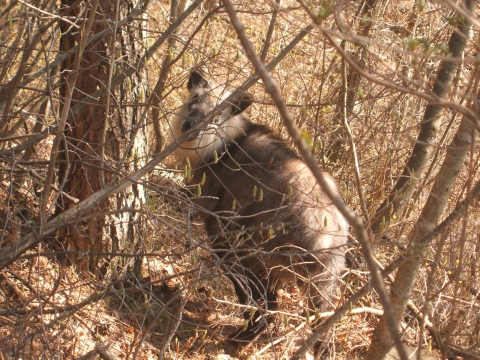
[228,274,278,345]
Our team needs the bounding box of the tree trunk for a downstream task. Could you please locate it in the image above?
[58,0,148,273]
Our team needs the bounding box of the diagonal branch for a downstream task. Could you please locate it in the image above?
[221,0,408,359]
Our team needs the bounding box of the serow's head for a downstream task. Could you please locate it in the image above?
[171,70,253,164]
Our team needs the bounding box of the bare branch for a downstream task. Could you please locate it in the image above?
[221,1,408,359]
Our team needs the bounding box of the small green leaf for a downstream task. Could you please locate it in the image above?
[268,227,274,239]
[417,0,426,11]
[249,306,257,319]
[360,15,371,26]
[301,131,314,149]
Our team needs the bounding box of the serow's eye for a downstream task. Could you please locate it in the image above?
[213,114,221,124]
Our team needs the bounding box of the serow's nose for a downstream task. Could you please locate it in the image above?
[181,119,197,133]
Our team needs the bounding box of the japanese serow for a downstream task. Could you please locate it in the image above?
[171,70,348,344]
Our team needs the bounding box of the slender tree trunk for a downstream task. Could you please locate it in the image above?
[366,4,476,357]
[327,0,375,164]
[152,0,179,155]
[370,0,474,240]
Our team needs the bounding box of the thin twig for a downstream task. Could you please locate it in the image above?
[339,41,368,220]
[100,0,120,188]
[157,299,186,360]
[18,0,80,28]
[260,0,280,62]
[11,162,79,203]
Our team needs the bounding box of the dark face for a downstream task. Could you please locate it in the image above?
[171,70,255,164]
[179,70,254,134]
[180,94,209,133]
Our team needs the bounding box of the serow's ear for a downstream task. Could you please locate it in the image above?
[230,93,253,116]
[187,69,209,90]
